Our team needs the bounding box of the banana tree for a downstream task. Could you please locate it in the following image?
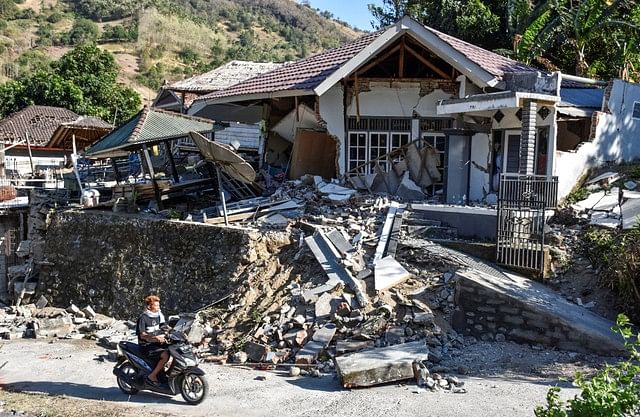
[518,0,640,77]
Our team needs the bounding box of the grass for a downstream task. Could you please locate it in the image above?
[0,389,174,417]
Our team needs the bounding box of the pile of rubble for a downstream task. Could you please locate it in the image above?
[178,179,475,389]
[569,171,640,230]
[0,296,130,343]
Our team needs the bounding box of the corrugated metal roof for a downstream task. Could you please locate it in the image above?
[166,60,285,93]
[86,107,217,157]
[559,87,604,108]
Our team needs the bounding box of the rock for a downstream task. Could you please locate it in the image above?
[244,341,270,362]
[187,322,207,344]
[495,333,506,342]
[81,306,96,319]
[35,316,74,338]
[233,351,248,364]
[289,366,301,377]
[35,296,48,310]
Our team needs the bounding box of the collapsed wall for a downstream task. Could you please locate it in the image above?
[37,211,293,319]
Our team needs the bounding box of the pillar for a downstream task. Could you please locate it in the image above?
[519,99,537,175]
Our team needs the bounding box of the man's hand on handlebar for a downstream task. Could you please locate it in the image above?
[155,334,166,344]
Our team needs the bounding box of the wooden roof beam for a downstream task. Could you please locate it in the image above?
[404,44,451,80]
[354,43,402,78]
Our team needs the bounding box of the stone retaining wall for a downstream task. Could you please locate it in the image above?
[38,211,291,319]
[451,270,624,356]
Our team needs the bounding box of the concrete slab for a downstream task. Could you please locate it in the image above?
[396,172,426,201]
[335,339,375,354]
[571,191,607,212]
[305,232,368,307]
[326,229,355,257]
[589,212,620,228]
[374,256,412,291]
[587,171,619,185]
[621,198,640,230]
[590,189,619,211]
[334,341,429,388]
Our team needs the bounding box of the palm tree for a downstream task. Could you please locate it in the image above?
[517,0,640,77]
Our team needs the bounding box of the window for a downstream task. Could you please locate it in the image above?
[633,102,640,119]
[348,132,367,171]
[346,117,411,174]
[505,134,521,173]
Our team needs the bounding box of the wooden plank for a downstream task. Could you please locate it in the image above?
[404,44,451,80]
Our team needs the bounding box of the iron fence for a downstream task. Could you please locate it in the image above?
[496,174,558,275]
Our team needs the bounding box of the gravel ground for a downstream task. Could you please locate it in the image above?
[0,338,616,417]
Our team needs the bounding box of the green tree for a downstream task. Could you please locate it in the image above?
[517,0,640,77]
[0,44,141,124]
[67,18,100,45]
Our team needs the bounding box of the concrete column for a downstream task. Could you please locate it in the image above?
[547,106,557,177]
[519,100,537,175]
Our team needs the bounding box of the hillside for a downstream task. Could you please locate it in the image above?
[0,0,362,105]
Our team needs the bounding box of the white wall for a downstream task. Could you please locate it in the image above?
[469,132,491,201]
[319,84,346,174]
[555,79,640,198]
[346,82,453,117]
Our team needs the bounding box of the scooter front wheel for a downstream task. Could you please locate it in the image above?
[180,373,208,405]
[116,361,139,395]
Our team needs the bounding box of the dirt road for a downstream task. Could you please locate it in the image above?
[0,339,590,417]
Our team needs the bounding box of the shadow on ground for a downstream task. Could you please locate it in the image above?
[2,381,184,405]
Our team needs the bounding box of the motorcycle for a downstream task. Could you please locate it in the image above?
[113,324,208,405]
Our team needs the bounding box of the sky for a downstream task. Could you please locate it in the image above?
[298,0,385,31]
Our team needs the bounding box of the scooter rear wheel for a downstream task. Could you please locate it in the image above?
[180,373,208,405]
[116,362,139,395]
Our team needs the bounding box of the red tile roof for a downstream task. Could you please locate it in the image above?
[194,19,538,104]
[424,27,537,77]
[194,30,385,102]
[0,106,79,147]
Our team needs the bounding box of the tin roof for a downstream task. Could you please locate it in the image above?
[85,107,218,157]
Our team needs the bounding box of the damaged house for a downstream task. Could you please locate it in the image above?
[189,16,640,203]
[153,60,285,165]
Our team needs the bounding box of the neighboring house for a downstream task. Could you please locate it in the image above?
[189,16,639,203]
[0,106,112,178]
[154,60,285,158]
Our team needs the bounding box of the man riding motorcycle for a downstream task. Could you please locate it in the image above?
[136,294,170,386]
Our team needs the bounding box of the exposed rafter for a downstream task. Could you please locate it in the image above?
[354,43,402,77]
[404,44,451,80]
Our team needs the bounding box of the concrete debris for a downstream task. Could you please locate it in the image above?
[0,302,133,343]
[334,341,429,388]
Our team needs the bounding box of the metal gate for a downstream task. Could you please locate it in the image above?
[496,174,558,275]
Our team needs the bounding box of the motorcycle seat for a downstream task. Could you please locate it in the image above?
[119,341,143,357]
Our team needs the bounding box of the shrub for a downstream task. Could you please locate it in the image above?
[582,225,640,320]
[535,314,640,417]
